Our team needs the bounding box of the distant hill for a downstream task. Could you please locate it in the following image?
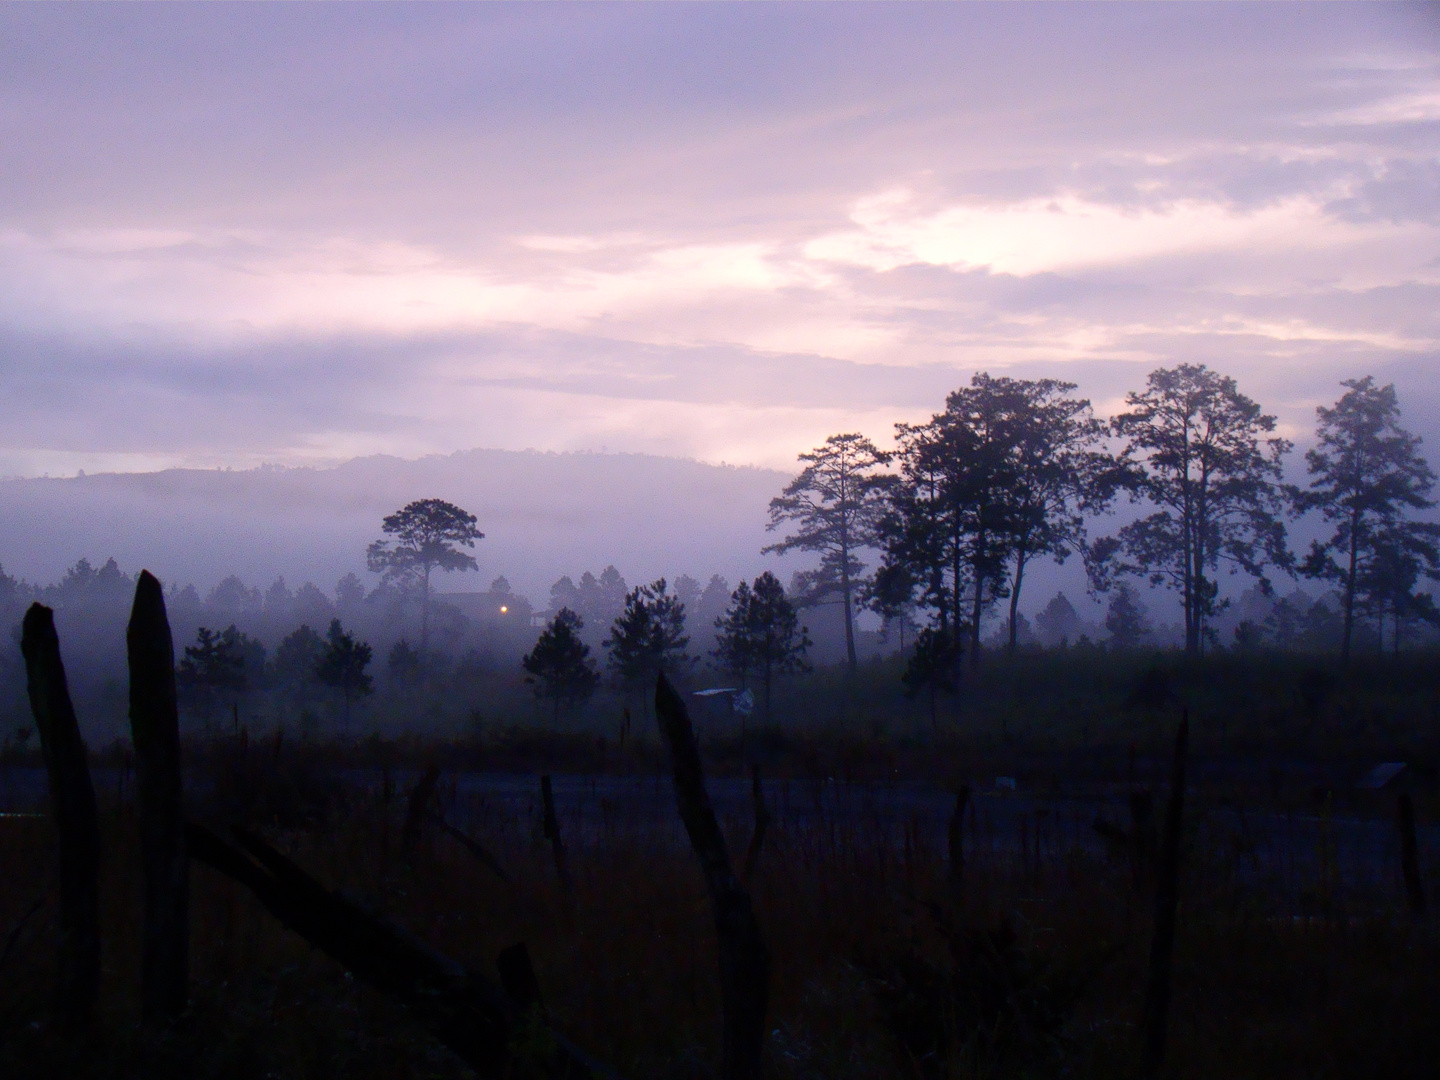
[0,449,793,603]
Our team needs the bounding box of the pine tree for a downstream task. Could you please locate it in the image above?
[1297,377,1439,660]
[713,572,811,725]
[315,618,373,726]
[523,608,600,724]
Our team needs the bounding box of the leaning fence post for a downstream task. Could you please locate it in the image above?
[21,603,100,1031]
[127,570,189,1025]
[1140,711,1188,1080]
[1397,792,1427,918]
[655,673,769,1080]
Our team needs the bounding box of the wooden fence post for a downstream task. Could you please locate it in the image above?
[540,774,573,903]
[401,764,441,863]
[1397,793,1427,918]
[21,603,100,1031]
[655,673,769,1080]
[947,785,970,901]
[127,570,189,1025]
[743,762,771,883]
[1140,711,1188,1080]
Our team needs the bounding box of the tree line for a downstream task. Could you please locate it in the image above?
[764,366,1439,683]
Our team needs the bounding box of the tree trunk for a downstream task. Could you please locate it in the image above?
[21,604,100,1032]
[1342,511,1359,662]
[655,674,769,1080]
[422,563,432,656]
[840,541,857,673]
[1008,547,1027,652]
[127,571,189,1026]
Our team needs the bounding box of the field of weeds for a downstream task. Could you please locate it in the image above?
[3,729,1440,1080]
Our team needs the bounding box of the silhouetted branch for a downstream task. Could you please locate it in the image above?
[186,821,614,1079]
[431,811,509,881]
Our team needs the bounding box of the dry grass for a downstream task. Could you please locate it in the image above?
[2,748,1439,1079]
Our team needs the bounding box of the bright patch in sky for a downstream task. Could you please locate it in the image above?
[0,3,1436,473]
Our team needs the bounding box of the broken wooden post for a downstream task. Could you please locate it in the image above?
[1140,711,1188,1080]
[401,764,441,863]
[742,762,771,883]
[947,785,970,901]
[540,774,573,902]
[655,673,769,1080]
[20,603,99,1031]
[1397,792,1427,917]
[127,570,189,1025]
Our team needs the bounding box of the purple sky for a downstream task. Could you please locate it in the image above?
[2,2,1437,477]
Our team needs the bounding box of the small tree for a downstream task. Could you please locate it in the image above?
[1104,583,1152,651]
[366,499,484,654]
[522,608,600,724]
[605,579,690,714]
[272,624,324,708]
[177,626,247,722]
[712,572,811,725]
[1296,377,1439,661]
[766,433,893,673]
[387,639,423,685]
[901,625,961,728]
[315,618,373,726]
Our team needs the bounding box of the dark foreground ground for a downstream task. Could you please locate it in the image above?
[2,730,1439,1080]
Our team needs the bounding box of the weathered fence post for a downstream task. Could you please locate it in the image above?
[540,774,573,903]
[1140,711,1188,1080]
[655,673,769,1080]
[947,785,970,901]
[1397,792,1426,918]
[127,570,189,1025]
[743,762,771,883]
[401,764,441,863]
[21,603,100,1031]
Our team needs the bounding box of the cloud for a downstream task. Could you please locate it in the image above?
[0,4,1436,476]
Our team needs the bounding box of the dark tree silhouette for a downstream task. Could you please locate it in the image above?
[605,579,689,713]
[1295,377,1439,660]
[522,608,600,724]
[387,639,423,685]
[712,572,811,725]
[1105,582,1152,651]
[970,374,1121,651]
[366,499,483,654]
[901,625,961,728]
[884,387,1013,667]
[766,433,892,673]
[178,625,248,721]
[1101,364,1291,654]
[315,618,373,726]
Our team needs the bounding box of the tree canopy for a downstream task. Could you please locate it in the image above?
[766,433,892,672]
[366,498,483,654]
[1099,364,1291,654]
[1296,376,1440,660]
[522,607,600,724]
[712,571,810,725]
